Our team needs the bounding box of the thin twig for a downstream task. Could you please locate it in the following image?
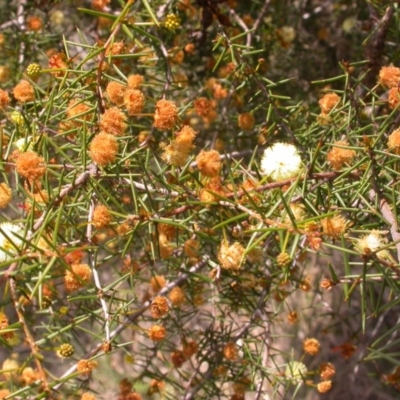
[87,198,111,342]
[9,278,49,394]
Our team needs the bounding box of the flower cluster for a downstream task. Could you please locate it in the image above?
[161,125,197,166]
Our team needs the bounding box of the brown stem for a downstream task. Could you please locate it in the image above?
[9,278,49,394]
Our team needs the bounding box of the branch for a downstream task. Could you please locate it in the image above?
[9,278,49,394]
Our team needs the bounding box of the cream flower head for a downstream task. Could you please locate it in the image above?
[261,142,302,181]
[0,222,23,263]
[355,230,391,261]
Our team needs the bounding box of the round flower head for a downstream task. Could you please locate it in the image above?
[355,230,391,260]
[321,215,348,238]
[106,81,126,105]
[92,204,112,228]
[124,88,145,115]
[218,240,245,270]
[193,97,212,117]
[238,113,255,130]
[388,87,400,110]
[0,89,10,109]
[196,150,222,177]
[327,140,356,170]
[89,132,118,166]
[261,142,302,181]
[76,359,97,375]
[303,338,320,355]
[317,381,332,393]
[13,80,35,103]
[0,183,12,209]
[169,286,185,306]
[14,136,34,152]
[148,325,166,341]
[319,92,340,114]
[100,107,127,136]
[379,65,400,88]
[127,74,144,89]
[388,128,400,153]
[16,151,46,180]
[64,263,92,292]
[0,222,24,263]
[153,99,178,130]
[150,295,169,318]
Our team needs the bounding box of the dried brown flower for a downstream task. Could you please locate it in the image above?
[287,311,298,324]
[151,296,169,318]
[319,92,340,114]
[320,278,335,290]
[182,340,198,359]
[100,107,127,136]
[13,80,35,103]
[148,379,165,395]
[223,342,239,360]
[194,97,212,117]
[26,15,43,31]
[303,338,320,355]
[327,140,356,170]
[89,132,118,166]
[92,205,112,228]
[319,362,336,380]
[64,263,92,292]
[334,341,356,359]
[16,151,46,180]
[171,350,185,367]
[238,113,255,130]
[196,150,222,177]
[154,99,178,130]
